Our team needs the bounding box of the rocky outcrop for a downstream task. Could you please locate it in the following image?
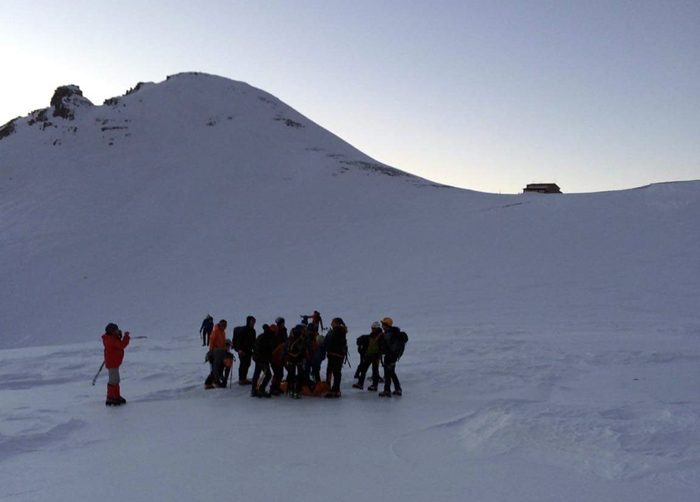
[50,85,93,119]
[0,118,18,141]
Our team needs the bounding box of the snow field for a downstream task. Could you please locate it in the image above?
[1,73,699,500]
[1,324,698,501]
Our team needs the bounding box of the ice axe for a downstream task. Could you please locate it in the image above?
[91,361,105,385]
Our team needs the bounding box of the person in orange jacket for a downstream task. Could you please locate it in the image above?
[102,322,130,406]
[208,319,228,351]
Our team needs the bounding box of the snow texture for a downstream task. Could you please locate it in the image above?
[1,72,699,501]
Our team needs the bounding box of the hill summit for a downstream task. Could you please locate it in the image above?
[1,72,422,181]
[0,72,698,349]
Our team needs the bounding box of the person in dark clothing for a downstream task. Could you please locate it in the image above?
[354,332,369,379]
[323,317,348,398]
[378,317,407,397]
[232,316,256,385]
[251,324,276,397]
[300,310,324,333]
[269,317,288,396]
[353,321,383,391]
[200,315,214,347]
[205,343,234,389]
[304,322,326,389]
[285,324,309,398]
[310,310,324,333]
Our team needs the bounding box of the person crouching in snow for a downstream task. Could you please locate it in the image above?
[102,322,130,406]
[205,339,234,389]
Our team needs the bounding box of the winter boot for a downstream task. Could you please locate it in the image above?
[352,383,363,389]
[392,389,402,396]
[378,390,392,398]
[367,385,378,391]
[106,384,121,406]
[116,385,126,404]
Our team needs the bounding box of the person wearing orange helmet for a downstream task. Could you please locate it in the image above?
[378,317,408,397]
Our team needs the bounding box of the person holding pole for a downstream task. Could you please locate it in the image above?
[102,322,130,406]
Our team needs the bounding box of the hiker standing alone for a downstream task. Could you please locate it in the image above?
[200,315,214,347]
[102,323,130,406]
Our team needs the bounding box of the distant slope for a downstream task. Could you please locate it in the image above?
[1,72,699,348]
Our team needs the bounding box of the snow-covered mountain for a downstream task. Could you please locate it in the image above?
[1,72,698,501]
[1,72,697,350]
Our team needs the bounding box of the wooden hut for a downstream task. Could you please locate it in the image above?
[523,183,562,194]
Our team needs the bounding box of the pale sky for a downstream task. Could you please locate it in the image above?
[1,0,698,193]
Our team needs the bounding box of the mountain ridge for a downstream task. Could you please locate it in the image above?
[1,72,698,350]
[1,72,436,188]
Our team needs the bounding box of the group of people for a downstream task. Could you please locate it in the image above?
[98,312,407,407]
[200,311,408,399]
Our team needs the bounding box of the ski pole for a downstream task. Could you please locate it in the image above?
[91,361,105,386]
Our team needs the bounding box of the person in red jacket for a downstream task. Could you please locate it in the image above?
[102,322,130,406]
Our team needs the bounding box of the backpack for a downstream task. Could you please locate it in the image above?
[356,334,370,355]
[392,331,409,360]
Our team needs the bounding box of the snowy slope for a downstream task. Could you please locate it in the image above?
[1,72,698,350]
[1,72,699,501]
